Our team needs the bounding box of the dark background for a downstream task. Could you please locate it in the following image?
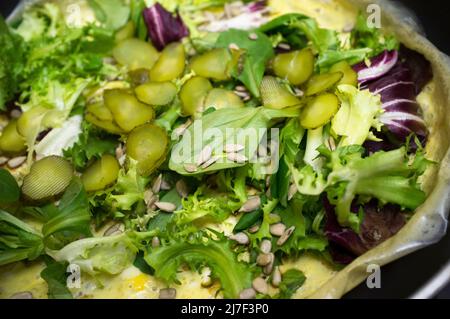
[1,0,449,299]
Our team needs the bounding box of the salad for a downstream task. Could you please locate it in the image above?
[0,0,434,299]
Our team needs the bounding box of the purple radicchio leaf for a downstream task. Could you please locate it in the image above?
[143,3,189,51]
[356,49,432,145]
[353,50,398,84]
[324,198,406,264]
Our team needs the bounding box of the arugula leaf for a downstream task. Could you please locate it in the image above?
[0,169,20,204]
[170,106,301,175]
[277,268,306,299]
[0,210,44,266]
[216,29,274,97]
[40,259,73,299]
[0,16,25,110]
[233,208,262,232]
[144,236,253,298]
[133,251,155,275]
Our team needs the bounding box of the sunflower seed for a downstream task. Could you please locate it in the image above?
[152,236,160,248]
[201,155,219,169]
[159,288,176,299]
[234,90,250,98]
[155,201,177,213]
[144,189,158,207]
[260,239,272,254]
[294,88,304,97]
[152,174,162,193]
[277,226,296,246]
[175,180,189,198]
[256,253,273,266]
[9,291,33,299]
[239,196,261,213]
[7,156,26,169]
[252,277,268,294]
[248,32,258,40]
[248,224,260,233]
[224,143,245,153]
[196,145,213,166]
[263,255,274,275]
[160,179,171,190]
[269,223,286,237]
[235,85,247,92]
[200,267,212,287]
[227,152,247,163]
[271,266,282,287]
[288,183,298,200]
[277,43,291,50]
[172,119,192,139]
[239,288,256,299]
[229,232,249,245]
[0,156,8,166]
[104,223,124,236]
[10,109,22,119]
[184,163,198,173]
[228,43,240,51]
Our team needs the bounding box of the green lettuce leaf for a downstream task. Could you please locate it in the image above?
[144,236,253,298]
[47,233,138,275]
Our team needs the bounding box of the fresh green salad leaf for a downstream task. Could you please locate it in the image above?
[144,236,253,298]
[170,106,301,175]
[324,146,429,231]
[63,122,118,171]
[88,0,130,31]
[331,84,383,146]
[216,29,274,97]
[351,12,399,57]
[0,210,44,266]
[0,169,20,204]
[277,268,306,299]
[40,259,73,299]
[42,178,92,249]
[0,16,25,110]
[47,233,138,275]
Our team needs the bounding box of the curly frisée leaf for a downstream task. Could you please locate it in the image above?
[144,236,253,298]
[331,84,383,147]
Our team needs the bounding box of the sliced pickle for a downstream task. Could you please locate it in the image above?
[190,48,232,81]
[87,102,114,122]
[305,72,343,96]
[0,119,27,155]
[115,21,135,43]
[126,124,168,176]
[16,106,48,139]
[135,82,177,106]
[104,89,155,132]
[149,43,186,82]
[113,38,159,70]
[180,76,213,116]
[329,61,358,86]
[82,154,120,192]
[300,93,340,129]
[204,88,244,110]
[260,76,301,109]
[273,49,315,85]
[22,156,73,202]
[129,69,150,87]
[85,102,124,134]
